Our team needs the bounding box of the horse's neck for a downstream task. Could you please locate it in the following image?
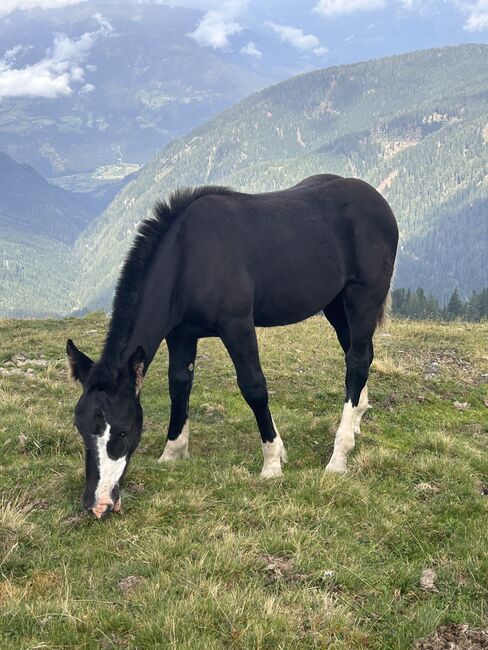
[117,247,180,368]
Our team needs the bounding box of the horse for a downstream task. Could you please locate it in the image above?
[67,173,398,519]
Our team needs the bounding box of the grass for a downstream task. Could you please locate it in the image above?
[0,314,487,649]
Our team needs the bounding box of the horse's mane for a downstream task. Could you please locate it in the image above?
[101,185,232,364]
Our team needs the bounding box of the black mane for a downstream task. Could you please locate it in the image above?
[101,185,231,364]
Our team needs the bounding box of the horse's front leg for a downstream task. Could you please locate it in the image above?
[219,318,287,477]
[158,333,197,462]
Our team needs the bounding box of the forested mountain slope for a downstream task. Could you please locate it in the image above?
[0,151,99,316]
[0,152,99,243]
[74,44,488,310]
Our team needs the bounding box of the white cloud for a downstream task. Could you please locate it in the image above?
[313,0,386,16]
[134,0,221,7]
[0,14,112,99]
[0,0,86,19]
[240,41,262,58]
[265,21,327,56]
[463,0,488,31]
[187,0,247,49]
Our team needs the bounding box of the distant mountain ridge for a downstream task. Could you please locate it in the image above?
[0,44,486,316]
[0,151,97,244]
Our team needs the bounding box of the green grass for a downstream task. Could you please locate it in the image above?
[0,315,487,649]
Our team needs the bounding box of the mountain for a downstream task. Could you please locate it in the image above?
[0,2,271,177]
[0,150,102,316]
[0,151,101,242]
[74,43,488,309]
[1,44,486,315]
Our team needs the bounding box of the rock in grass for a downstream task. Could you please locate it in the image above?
[420,568,438,593]
[414,624,488,649]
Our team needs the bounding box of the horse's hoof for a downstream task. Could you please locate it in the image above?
[260,467,283,478]
[325,461,347,474]
[158,448,189,463]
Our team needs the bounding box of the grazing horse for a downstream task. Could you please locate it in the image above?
[67,174,398,519]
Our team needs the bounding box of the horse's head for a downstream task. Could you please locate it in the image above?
[66,339,145,519]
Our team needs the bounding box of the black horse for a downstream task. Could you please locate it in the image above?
[67,174,398,519]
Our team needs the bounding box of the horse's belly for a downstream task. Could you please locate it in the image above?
[253,279,341,327]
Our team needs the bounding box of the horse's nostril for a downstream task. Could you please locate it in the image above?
[92,499,114,520]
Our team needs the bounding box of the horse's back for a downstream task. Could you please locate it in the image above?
[174,175,398,326]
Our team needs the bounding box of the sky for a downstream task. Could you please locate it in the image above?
[0,0,487,99]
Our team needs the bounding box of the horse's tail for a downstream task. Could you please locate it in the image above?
[376,289,392,332]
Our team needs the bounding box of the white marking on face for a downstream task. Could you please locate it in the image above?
[158,419,190,462]
[93,424,127,516]
[326,399,356,473]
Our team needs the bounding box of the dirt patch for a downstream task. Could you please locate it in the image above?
[62,513,85,527]
[199,402,225,421]
[30,499,49,510]
[415,482,441,499]
[475,480,488,496]
[125,481,145,494]
[259,553,307,584]
[414,624,488,649]
[118,575,144,595]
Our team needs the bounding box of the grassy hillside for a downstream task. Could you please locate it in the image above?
[73,44,488,310]
[0,315,487,648]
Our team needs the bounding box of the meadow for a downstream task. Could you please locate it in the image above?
[0,314,487,649]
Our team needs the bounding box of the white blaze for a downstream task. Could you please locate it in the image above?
[94,424,127,507]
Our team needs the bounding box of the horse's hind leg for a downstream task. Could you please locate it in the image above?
[323,293,370,436]
[325,285,380,473]
[158,332,197,462]
[219,319,287,478]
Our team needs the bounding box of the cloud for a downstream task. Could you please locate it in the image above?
[265,21,327,56]
[463,0,488,31]
[313,0,386,15]
[0,0,86,18]
[187,0,247,49]
[0,14,112,99]
[240,41,262,58]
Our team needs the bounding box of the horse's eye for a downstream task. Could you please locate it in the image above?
[119,431,127,438]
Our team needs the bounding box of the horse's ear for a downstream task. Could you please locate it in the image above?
[66,339,93,384]
[128,346,146,395]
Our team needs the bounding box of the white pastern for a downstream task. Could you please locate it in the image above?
[354,384,371,434]
[158,420,190,463]
[94,424,127,516]
[326,400,356,473]
[261,418,286,478]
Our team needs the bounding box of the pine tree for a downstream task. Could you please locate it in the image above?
[446,288,465,320]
